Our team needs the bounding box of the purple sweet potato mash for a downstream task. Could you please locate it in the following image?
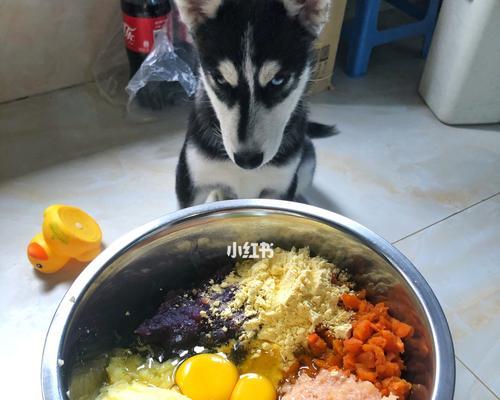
[135,268,243,356]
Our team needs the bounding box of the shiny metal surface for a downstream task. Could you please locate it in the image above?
[42,199,455,400]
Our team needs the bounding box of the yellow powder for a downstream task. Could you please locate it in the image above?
[216,247,353,368]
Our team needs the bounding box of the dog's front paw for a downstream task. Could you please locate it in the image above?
[205,189,226,203]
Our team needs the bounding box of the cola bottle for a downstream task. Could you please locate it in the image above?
[121,0,180,110]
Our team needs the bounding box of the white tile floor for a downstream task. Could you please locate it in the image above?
[0,41,499,399]
[396,196,500,397]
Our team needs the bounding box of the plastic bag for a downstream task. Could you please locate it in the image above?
[93,4,198,120]
[126,27,198,116]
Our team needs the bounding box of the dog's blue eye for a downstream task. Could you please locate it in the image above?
[271,76,285,86]
[213,73,227,86]
[270,73,290,87]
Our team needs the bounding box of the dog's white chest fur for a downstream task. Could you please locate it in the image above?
[186,144,301,200]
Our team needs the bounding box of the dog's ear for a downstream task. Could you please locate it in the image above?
[174,0,223,31]
[281,0,331,37]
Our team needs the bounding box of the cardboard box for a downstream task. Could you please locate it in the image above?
[309,0,347,95]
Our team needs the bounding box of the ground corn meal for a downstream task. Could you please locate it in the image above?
[212,247,353,367]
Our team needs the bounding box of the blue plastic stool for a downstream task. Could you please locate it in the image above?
[342,0,441,77]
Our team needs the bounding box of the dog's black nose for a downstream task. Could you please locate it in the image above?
[234,151,264,169]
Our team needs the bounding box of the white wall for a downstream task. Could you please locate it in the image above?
[0,0,121,103]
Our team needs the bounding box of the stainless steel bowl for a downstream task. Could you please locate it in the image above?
[42,199,455,400]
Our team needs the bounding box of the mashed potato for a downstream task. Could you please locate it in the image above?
[96,382,189,400]
[95,350,181,400]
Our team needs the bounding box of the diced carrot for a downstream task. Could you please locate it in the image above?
[389,336,404,354]
[332,339,343,355]
[308,332,320,345]
[379,330,404,353]
[382,377,412,398]
[358,300,374,313]
[367,334,386,348]
[356,366,378,383]
[353,319,374,342]
[373,302,388,314]
[307,333,328,357]
[362,344,385,366]
[344,337,363,354]
[289,290,415,400]
[356,351,376,369]
[387,362,401,378]
[341,293,361,310]
[377,316,393,330]
[343,353,357,371]
[377,361,401,378]
[324,352,343,368]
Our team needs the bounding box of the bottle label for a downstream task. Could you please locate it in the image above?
[122,14,168,54]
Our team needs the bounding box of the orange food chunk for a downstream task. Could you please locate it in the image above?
[332,339,343,356]
[358,300,374,313]
[286,291,415,400]
[341,293,361,310]
[343,338,363,354]
[356,366,378,383]
[307,333,328,357]
[379,330,404,353]
[356,351,376,369]
[343,353,357,372]
[382,377,412,398]
[353,319,374,342]
[323,352,343,368]
[367,334,386,348]
[377,361,401,378]
[362,343,386,366]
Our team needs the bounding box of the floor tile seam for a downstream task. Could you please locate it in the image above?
[392,192,500,245]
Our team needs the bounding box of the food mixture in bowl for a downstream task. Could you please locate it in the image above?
[94,248,414,400]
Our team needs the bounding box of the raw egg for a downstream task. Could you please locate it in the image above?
[175,354,238,400]
[230,373,276,400]
[238,344,283,387]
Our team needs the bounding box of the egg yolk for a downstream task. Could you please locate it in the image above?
[175,354,239,400]
[230,373,276,400]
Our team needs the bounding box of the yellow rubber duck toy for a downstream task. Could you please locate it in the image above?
[27,205,102,274]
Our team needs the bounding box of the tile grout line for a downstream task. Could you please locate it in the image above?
[456,356,500,399]
[0,80,94,106]
[391,191,500,245]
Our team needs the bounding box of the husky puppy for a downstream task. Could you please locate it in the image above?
[175,0,335,207]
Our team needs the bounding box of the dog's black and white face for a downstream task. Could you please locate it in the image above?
[176,0,330,169]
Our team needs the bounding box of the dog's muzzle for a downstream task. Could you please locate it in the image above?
[234,151,264,169]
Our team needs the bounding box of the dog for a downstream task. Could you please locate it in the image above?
[174,0,336,208]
